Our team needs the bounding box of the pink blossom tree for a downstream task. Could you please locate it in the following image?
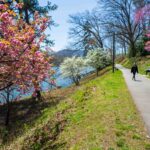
[0,2,54,125]
[135,4,150,51]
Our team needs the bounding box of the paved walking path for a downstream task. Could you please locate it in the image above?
[116,64,150,135]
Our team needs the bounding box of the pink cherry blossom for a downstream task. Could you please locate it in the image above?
[135,4,150,51]
[0,2,54,96]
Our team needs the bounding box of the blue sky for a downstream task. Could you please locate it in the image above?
[39,0,98,51]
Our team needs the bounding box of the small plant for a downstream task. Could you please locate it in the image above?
[145,144,150,150]
[116,138,126,147]
[132,134,141,140]
[31,143,42,150]
[116,131,124,137]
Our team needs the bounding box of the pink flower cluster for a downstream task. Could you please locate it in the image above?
[135,4,150,51]
[135,4,150,23]
[0,3,53,94]
[145,34,150,50]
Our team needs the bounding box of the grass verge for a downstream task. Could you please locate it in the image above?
[1,69,150,150]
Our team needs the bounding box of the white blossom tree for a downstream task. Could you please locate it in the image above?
[60,57,85,86]
[86,49,111,76]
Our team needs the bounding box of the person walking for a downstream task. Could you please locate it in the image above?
[131,63,138,81]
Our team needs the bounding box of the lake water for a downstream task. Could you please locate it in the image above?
[41,67,72,91]
[42,66,95,90]
[0,67,94,103]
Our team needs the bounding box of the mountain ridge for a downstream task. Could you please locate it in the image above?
[55,49,83,57]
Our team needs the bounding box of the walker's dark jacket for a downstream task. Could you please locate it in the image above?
[131,65,138,74]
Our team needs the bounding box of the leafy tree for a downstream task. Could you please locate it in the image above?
[98,0,143,57]
[86,49,111,76]
[0,2,53,125]
[12,0,57,98]
[60,57,85,86]
[4,0,57,47]
[135,3,150,51]
[7,0,57,22]
[136,36,150,56]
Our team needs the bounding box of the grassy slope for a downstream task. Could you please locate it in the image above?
[119,56,150,75]
[1,69,150,150]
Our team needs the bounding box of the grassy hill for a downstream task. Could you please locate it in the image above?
[118,56,150,75]
[1,68,150,150]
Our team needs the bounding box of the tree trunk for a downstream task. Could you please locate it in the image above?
[124,46,127,56]
[123,41,126,56]
[25,8,29,24]
[15,0,23,19]
[5,91,10,126]
[5,102,10,126]
[122,47,124,58]
[73,76,80,86]
[19,8,23,19]
[36,90,42,101]
[129,42,137,57]
[96,68,99,76]
[75,80,80,86]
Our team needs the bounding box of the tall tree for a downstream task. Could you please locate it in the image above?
[135,3,150,51]
[0,2,53,125]
[4,0,57,46]
[60,57,85,86]
[14,0,57,99]
[98,0,143,57]
[15,0,57,23]
[86,48,111,76]
[69,11,103,55]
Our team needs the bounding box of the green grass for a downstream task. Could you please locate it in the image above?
[1,70,150,149]
[53,70,150,150]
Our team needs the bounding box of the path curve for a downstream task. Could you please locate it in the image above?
[116,64,150,135]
